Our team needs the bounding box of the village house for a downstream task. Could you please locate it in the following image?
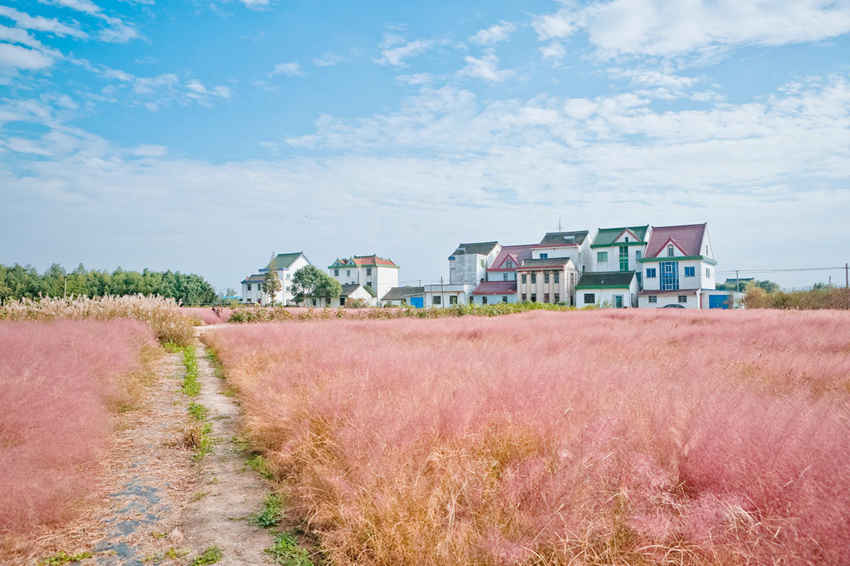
[328,255,399,305]
[576,271,639,308]
[515,257,579,305]
[381,285,425,307]
[589,226,651,285]
[448,241,502,284]
[240,251,310,305]
[637,223,719,309]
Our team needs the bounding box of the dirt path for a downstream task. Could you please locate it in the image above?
[179,333,275,565]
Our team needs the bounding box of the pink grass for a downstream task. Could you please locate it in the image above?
[182,306,233,325]
[0,320,155,537]
[204,309,850,565]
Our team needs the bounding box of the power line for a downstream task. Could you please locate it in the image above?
[719,266,846,274]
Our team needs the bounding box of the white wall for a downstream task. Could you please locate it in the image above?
[470,294,518,304]
[576,279,638,308]
[592,245,646,272]
[486,270,516,282]
[641,259,715,292]
[638,291,701,309]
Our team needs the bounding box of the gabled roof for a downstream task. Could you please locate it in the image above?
[539,230,589,246]
[330,255,399,268]
[518,257,574,269]
[576,271,636,289]
[645,224,707,258]
[266,252,305,271]
[450,241,500,256]
[591,225,649,247]
[381,286,425,301]
[471,280,517,295]
[489,244,537,271]
[242,273,266,283]
[340,283,378,298]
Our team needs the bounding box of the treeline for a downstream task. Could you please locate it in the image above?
[744,284,850,310]
[0,263,217,306]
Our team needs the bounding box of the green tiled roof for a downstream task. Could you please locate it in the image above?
[267,252,304,270]
[362,284,377,297]
[576,271,636,289]
[591,226,649,247]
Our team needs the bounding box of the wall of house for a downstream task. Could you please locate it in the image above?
[642,259,711,292]
[373,266,398,301]
[576,285,637,308]
[638,291,701,309]
[470,294,518,305]
[486,270,516,282]
[329,266,359,285]
[516,265,577,305]
[592,244,646,272]
[449,254,484,284]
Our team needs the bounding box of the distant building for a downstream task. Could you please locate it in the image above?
[576,271,639,308]
[589,226,650,284]
[637,223,718,309]
[448,242,501,285]
[241,251,310,305]
[515,257,579,305]
[328,255,399,305]
[381,285,425,307]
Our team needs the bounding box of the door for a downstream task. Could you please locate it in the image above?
[615,295,624,308]
[709,294,730,309]
[410,296,424,309]
[661,262,679,291]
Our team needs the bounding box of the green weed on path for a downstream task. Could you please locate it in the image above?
[265,533,313,566]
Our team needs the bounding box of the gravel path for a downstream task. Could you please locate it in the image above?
[179,335,276,565]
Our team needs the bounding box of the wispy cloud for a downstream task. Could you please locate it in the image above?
[470,21,515,45]
[313,52,344,67]
[458,52,514,82]
[375,38,433,67]
[0,42,54,70]
[37,0,140,43]
[0,6,87,39]
[270,61,302,77]
[539,41,566,63]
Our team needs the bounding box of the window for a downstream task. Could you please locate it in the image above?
[649,295,657,303]
[334,269,339,276]
[540,253,548,259]
[706,267,711,278]
[554,293,560,303]
[346,270,351,276]
[450,295,458,305]
[667,245,674,257]
[544,272,550,283]
[584,293,595,304]
[449,256,455,261]
[521,293,527,302]
[554,272,560,283]
[531,293,537,303]
[505,259,515,268]
[432,295,442,305]
[636,250,642,262]
[597,251,608,263]
[684,266,695,277]
[312,298,317,306]
[661,262,679,291]
[543,293,550,303]
[646,268,657,278]
[340,296,346,306]
[619,245,629,271]
[503,272,509,281]
[246,298,252,303]
[247,283,252,291]
[678,295,688,303]
[531,273,537,284]
[366,268,372,276]
[502,296,508,303]
[624,236,629,243]
[482,296,488,304]
[521,273,527,284]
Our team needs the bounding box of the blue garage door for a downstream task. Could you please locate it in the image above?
[709,294,730,309]
[410,296,424,309]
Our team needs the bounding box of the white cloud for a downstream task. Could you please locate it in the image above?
[132,144,167,157]
[313,52,344,67]
[539,41,566,62]
[241,0,270,7]
[533,0,850,58]
[270,62,302,77]
[470,21,515,45]
[397,73,432,86]
[375,39,433,67]
[0,42,54,70]
[458,52,514,82]
[0,6,87,39]
[0,24,47,50]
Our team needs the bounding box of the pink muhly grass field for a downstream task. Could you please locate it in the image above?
[204,309,850,565]
[182,306,233,325]
[0,319,155,539]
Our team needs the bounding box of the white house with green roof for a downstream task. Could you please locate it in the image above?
[590,226,651,281]
[241,251,310,305]
[576,271,639,308]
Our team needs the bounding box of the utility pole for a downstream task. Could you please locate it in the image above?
[845,262,848,288]
[440,276,445,309]
[735,269,740,293]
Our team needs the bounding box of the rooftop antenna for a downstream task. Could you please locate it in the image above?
[557,216,563,232]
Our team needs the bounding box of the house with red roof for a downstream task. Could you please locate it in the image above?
[328,254,399,305]
[637,223,719,309]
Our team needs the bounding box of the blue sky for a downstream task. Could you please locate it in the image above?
[2,0,850,291]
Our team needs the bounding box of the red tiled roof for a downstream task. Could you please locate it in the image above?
[471,280,517,295]
[645,224,706,258]
[488,244,537,271]
[353,255,398,267]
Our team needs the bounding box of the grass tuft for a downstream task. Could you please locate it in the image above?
[40,551,93,565]
[255,493,283,528]
[190,546,222,565]
[265,533,313,566]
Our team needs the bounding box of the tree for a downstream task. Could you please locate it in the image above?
[291,265,341,306]
[263,270,282,305]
